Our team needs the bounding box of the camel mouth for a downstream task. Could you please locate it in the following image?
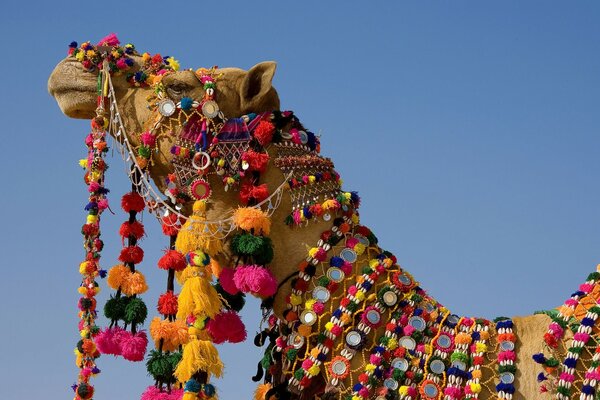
[48,58,99,119]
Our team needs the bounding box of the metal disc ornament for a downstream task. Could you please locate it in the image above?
[409,316,427,331]
[340,248,357,263]
[399,336,416,350]
[391,357,409,371]
[288,333,305,349]
[345,330,364,349]
[423,383,439,398]
[312,286,331,302]
[189,178,212,200]
[300,310,317,326]
[158,98,176,116]
[327,267,345,282]
[331,359,348,376]
[500,372,515,384]
[436,334,452,350]
[202,100,220,118]
[384,378,398,390]
[429,359,445,375]
[382,290,398,307]
[500,341,515,351]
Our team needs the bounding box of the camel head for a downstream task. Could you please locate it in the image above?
[48,37,281,204]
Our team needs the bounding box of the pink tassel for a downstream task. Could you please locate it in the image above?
[207,311,247,344]
[233,265,278,298]
[120,330,148,362]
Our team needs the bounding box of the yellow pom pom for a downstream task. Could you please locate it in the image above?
[387,337,398,350]
[308,364,320,376]
[352,396,361,400]
[217,159,225,167]
[355,290,365,301]
[475,342,487,353]
[399,386,409,396]
[308,176,316,184]
[305,299,316,311]
[80,330,88,338]
[369,259,378,268]
[308,247,320,258]
[79,261,89,275]
[351,214,360,224]
[79,159,88,169]
[290,294,302,306]
[354,243,366,255]
[75,51,85,61]
[86,215,98,224]
[77,287,87,295]
[325,322,334,331]
[470,383,482,393]
[365,363,376,372]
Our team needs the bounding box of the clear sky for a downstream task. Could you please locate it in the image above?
[1,1,599,399]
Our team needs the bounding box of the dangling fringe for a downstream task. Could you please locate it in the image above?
[176,274,221,320]
[175,201,223,256]
[254,383,272,400]
[175,339,223,382]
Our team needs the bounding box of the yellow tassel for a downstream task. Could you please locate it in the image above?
[177,271,221,320]
[254,383,272,400]
[175,339,223,382]
[175,201,223,257]
[182,393,198,400]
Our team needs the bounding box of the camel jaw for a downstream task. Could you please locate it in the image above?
[48,58,99,119]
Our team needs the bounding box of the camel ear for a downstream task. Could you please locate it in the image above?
[241,61,277,109]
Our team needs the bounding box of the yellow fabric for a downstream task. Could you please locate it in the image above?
[175,339,223,382]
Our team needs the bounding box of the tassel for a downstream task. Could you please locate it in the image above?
[175,201,223,256]
[177,268,222,320]
[175,339,223,382]
[255,383,272,400]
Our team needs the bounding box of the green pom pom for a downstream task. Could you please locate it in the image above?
[545,357,559,367]
[214,283,246,312]
[294,368,304,380]
[138,146,151,158]
[254,236,274,265]
[286,349,298,361]
[104,295,129,321]
[124,297,147,325]
[231,233,264,256]
[146,350,179,384]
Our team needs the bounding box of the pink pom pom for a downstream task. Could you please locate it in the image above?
[313,302,325,315]
[140,132,156,147]
[206,311,247,344]
[88,182,100,192]
[97,199,109,210]
[141,386,184,400]
[97,33,120,47]
[120,331,148,362]
[219,267,239,295]
[95,326,125,356]
[403,325,415,336]
[233,265,277,298]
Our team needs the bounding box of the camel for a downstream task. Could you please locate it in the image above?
[48,39,597,400]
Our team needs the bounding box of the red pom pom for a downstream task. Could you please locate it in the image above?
[242,150,270,172]
[206,311,247,344]
[119,245,144,264]
[253,120,275,146]
[121,192,145,213]
[240,183,269,205]
[157,250,187,271]
[161,214,182,236]
[218,267,239,295]
[82,223,99,237]
[157,291,178,316]
[119,220,145,241]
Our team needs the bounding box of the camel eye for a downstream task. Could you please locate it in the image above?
[167,82,191,97]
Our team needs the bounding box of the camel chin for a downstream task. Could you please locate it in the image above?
[48,58,98,119]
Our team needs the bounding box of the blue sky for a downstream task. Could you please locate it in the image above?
[1,1,599,399]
